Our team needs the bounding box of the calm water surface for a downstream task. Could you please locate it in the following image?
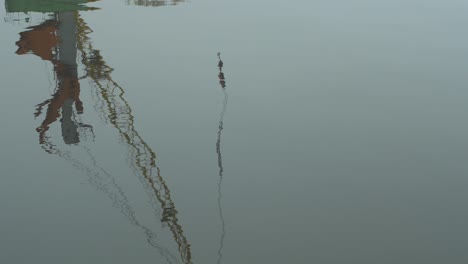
[1,0,468,263]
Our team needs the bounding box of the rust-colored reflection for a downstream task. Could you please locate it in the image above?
[16,13,87,147]
[13,7,192,264]
[15,20,58,61]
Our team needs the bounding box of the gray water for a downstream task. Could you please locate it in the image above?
[1,0,468,263]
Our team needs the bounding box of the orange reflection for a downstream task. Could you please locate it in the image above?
[16,14,85,145]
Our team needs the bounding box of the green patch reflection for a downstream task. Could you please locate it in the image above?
[5,0,97,13]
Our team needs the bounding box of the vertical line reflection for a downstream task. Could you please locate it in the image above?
[216,52,228,264]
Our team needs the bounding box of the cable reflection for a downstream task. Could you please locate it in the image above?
[45,143,178,263]
[76,12,192,264]
[215,52,228,264]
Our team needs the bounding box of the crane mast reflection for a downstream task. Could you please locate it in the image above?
[9,1,192,263]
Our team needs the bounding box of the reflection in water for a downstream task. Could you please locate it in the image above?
[5,0,96,13]
[77,14,192,262]
[126,0,185,7]
[215,52,228,264]
[10,2,192,263]
[16,13,90,148]
[42,144,179,263]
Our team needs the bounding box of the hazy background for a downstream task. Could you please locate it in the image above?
[1,0,468,263]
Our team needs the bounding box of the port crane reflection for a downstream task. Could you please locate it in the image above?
[10,1,192,263]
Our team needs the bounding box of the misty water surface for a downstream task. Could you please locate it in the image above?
[1,0,468,263]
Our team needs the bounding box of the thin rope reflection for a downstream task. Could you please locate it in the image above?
[216,52,228,264]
